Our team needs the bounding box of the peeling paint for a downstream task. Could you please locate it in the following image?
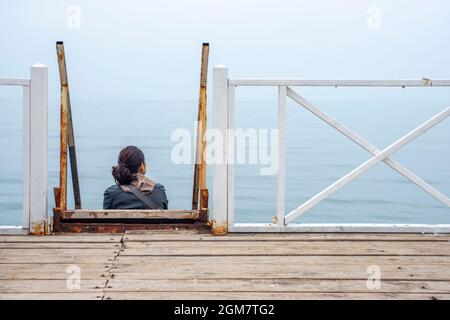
[30,220,48,235]
[210,219,227,236]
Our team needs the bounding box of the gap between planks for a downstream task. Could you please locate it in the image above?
[102,292,450,300]
[123,232,450,242]
[100,234,125,300]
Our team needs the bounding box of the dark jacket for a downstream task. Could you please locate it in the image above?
[103,183,169,210]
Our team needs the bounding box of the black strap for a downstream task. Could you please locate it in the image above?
[123,184,160,209]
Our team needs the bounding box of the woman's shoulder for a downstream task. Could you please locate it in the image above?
[104,184,122,196]
[154,182,166,190]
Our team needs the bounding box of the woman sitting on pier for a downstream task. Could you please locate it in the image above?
[103,146,169,210]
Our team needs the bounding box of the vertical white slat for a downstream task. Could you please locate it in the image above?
[227,85,235,227]
[22,86,31,229]
[29,64,48,235]
[276,86,287,226]
[212,65,229,235]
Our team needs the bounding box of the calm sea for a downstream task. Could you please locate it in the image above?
[0,96,449,226]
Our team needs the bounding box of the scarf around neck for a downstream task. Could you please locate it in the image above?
[119,173,156,194]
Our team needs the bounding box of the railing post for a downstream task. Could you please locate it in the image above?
[29,63,48,235]
[212,65,229,235]
[276,86,287,227]
[227,85,235,228]
[22,85,31,229]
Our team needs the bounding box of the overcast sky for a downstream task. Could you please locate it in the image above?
[1,0,450,100]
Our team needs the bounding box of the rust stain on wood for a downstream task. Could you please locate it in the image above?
[210,219,227,236]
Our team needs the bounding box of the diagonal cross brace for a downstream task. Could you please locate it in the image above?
[286,88,450,208]
[285,87,450,224]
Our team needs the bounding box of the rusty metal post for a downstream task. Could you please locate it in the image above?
[199,188,209,222]
[56,41,82,209]
[192,43,209,210]
[58,68,68,212]
[52,81,68,231]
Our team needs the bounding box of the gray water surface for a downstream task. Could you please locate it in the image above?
[0,96,449,226]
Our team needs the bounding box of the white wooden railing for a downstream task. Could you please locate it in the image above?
[212,65,450,234]
[0,64,48,235]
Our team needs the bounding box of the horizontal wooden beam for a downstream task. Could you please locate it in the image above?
[62,209,201,220]
[0,78,31,86]
[229,79,450,87]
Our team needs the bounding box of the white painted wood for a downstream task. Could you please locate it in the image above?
[22,86,31,229]
[285,107,450,224]
[0,227,28,235]
[212,65,229,233]
[229,79,450,87]
[227,85,235,227]
[228,223,284,233]
[287,87,450,208]
[229,223,450,233]
[0,78,30,86]
[277,86,287,227]
[28,64,48,234]
[221,67,450,233]
[0,76,32,230]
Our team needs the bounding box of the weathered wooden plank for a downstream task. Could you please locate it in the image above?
[0,263,110,277]
[0,292,103,300]
[0,279,106,293]
[62,209,200,220]
[0,235,123,243]
[0,248,119,256]
[0,242,121,249]
[123,232,450,242]
[57,223,208,233]
[0,256,115,264]
[113,256,450,280]
[105,279,450,294]
[0,232,449,300]
[103,291,450,300]
[0,263,109,270]
[0,271,108,280]
[121,241,450,256]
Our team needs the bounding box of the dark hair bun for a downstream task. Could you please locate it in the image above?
[112,146,145,185]
[112,163,135,185]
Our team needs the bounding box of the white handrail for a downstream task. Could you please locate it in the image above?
[212,64,450,234]
[0,78,31,86]
[229,79,450,87]
[0,64,48,235]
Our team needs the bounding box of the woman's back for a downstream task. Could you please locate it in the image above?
[103,145,169,210]
[103,182,168,210]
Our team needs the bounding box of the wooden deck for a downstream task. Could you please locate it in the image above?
[0,231,449,300]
